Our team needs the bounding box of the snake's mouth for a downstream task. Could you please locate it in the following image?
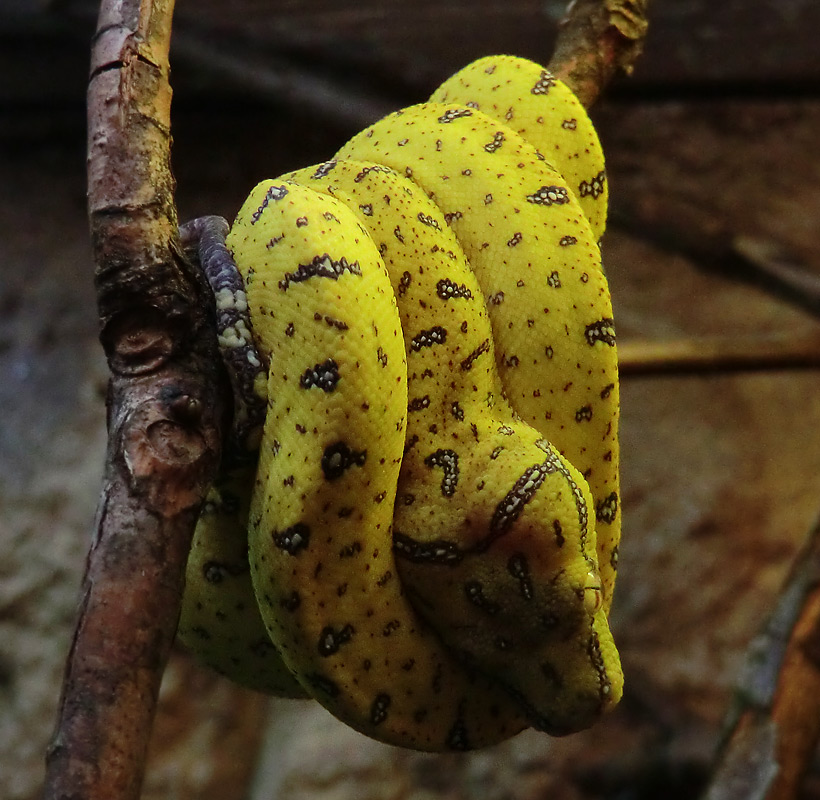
[439,615,616,737]
[495,619,619,737]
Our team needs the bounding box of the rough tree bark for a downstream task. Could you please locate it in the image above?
[549,0,649,106]
[703,516,820,800]
[43,1,226,798]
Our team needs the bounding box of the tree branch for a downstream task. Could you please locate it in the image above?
[703,513,820,800]
[548,0,650,107]
[618,333,820,377]
[43,1,226,798]
[611,205,820,320]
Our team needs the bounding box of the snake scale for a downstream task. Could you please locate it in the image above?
[177,55,622,752]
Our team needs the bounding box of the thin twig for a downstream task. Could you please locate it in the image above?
[548,0,650,107]
[703,513,820,800]
[171,29,395,129]
[618,333,820,377]
[43,1,226,798]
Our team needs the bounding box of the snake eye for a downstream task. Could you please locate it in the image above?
[581,570,603,616]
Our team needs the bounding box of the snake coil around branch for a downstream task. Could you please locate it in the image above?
[178,54,622,752]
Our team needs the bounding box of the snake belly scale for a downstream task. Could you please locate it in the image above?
[177,54,622,752]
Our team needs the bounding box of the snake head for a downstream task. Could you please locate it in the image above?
[394,425,622,735]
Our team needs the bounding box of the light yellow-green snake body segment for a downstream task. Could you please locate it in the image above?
[178,54,621,751]
[430,55,608,240]
[281,159,618,738]
[179,470,306,697]
[233,182,530,749]
[337,99,619,609]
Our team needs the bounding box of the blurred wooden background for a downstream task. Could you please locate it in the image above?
[2,2,820,799]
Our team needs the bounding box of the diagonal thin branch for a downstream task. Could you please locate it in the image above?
[170,28,396,129]
[611,205,820,321]
[702,513,820,800]
[43,1,227,798]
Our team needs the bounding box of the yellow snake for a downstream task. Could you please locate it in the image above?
[178,54,622,752]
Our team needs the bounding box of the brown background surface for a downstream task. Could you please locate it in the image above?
[2,2,820,798]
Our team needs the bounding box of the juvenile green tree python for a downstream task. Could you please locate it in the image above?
[178,54,622,752]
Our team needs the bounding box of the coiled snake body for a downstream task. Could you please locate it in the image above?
[178,55,622,752]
